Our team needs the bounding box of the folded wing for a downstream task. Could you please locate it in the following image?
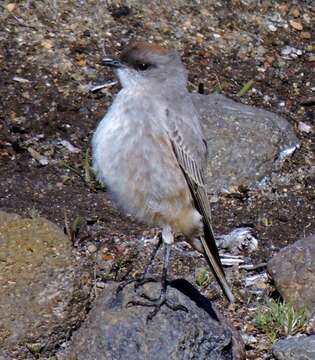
[169,126,234,303]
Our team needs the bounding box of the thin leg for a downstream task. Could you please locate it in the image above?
[142,233,163,280]
[139,243,171,301]
[116,233,162,293]
[161,242,171,294]
[127,241,188,321]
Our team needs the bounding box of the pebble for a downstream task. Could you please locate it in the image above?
[242,333,257,345]
[244,273,268,287]
[298,122,312,133]
[290,8,300,18]
[6,3,16,11]
[303,13,311,23]
[289,20,303,30]
[267,24,277,32]
[300,32,311,39]
[281,46,302,59]
[96,282,105,288]
[87,244,97,253]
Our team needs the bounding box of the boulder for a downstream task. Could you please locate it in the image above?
[0,211,92,359]
[192,93,298,193]
[267,234,315,317]
[273,335,315,360]
[68,280,244,360]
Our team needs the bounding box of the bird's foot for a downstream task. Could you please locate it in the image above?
[127,287,188,321]
[116,232,163,295]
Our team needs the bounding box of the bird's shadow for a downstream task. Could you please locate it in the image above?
[169,278,219,322]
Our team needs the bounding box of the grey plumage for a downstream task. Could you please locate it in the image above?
[92,41,234,302]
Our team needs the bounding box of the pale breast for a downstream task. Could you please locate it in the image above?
[92,90,196,232]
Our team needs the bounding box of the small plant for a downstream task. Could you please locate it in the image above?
[195,268,211,289]
[255,299,308,342]
[61,153,105,192]
[64,212,83,246]
[112,257,133,281]
[29,208,41,219]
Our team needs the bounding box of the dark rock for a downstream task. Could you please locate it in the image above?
[191,93,298,193]
[68,280,244,360]
[267,234,315,316]
[273,335,315,360]
[110,5,131,19]
[0,351,11,360]
[0,211,93,359]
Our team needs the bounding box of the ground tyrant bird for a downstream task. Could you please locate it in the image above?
[92,41,234,317]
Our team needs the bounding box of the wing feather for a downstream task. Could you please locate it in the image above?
[169,130,234,303]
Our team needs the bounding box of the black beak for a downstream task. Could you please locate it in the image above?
[101,57,123,68]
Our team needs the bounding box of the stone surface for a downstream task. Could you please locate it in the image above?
[67,280,244,360]
[0,211,92,359]
[273,335,315,360]
[267,234,315,316]
[192,93,298,193]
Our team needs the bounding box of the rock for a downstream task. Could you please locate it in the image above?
[0,211,92,359]
[191,93,298,193]
[267,234,315,316]
[67,280,245,360]
[216,227,258,253]
[289,20,303,31]
[273,335,315,360]
[298,121,312,134]
[281,46,303,59]
[0,351,11,360]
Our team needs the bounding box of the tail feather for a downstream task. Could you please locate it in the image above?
[189,180,234,302]
[199,234,234,303]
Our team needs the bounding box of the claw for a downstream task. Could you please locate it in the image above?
[116,278,134,294]
[117,240,188,321]
[128,296,188,321]
[116,276,158,296]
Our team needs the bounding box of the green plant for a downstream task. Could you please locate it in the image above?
[255,299,308,342]
[112,257,133,281]
[29,208,41,219]
[195,268,211,289]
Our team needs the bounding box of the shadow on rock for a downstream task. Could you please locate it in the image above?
[67,279,244,360]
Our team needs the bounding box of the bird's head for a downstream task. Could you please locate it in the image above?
[101,41,187,89]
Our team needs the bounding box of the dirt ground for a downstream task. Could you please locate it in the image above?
[0,1,314,358]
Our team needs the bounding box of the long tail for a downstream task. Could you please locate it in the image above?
[200,233,234,303]
[191,183,234,303]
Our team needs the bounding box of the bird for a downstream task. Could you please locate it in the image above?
[92,41,234,316]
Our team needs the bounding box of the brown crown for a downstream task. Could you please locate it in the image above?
[120,41,169,63]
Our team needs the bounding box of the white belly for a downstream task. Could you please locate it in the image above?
[92,92,192,229]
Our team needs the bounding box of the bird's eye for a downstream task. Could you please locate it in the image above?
[137,63,150,71]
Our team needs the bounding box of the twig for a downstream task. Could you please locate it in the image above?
[90,81,117,93]
[9,15,38,30]
[239,262,267,271]
[83,148,92,184]
[221,258,244,266]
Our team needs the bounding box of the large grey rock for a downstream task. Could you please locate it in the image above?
[192,93,298,193]
[273,335,315,360]
[267,234,315,317]
[0,211,92,359]
[68,280,244,360]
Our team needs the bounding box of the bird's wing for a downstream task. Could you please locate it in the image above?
[168,121,234,303]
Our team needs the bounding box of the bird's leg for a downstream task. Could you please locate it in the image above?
[136,232,163,285]
[116,232,162,293]
[127,227,188,321]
